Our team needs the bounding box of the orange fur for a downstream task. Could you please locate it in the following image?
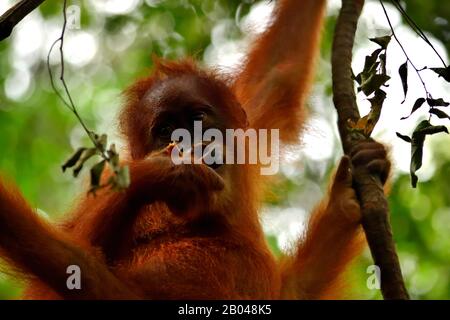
[0,0,372,300]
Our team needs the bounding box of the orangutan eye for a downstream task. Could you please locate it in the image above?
[156,124,173,138]
[191,111,206,122]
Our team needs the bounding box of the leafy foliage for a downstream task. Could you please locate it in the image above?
[350,36,391,137]
[61,135,129,193]
[429,66,450,82]
[400,98,426,120]
[398,61,408,103]
[398,120,449,188]
[397,95,450,189]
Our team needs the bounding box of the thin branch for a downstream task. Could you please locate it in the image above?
[379,0,431,98]
[47,0,130,192]
[389,0,428,42]
[332,0,409,299]
[47,0,109,161]
[389,0,447,68]
[0,0,46,41]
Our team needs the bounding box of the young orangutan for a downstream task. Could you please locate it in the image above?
[0,0,390,299]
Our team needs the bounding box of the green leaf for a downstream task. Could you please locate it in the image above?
[369,35,391,49]
[354,72,363,85]
[409,120,429,188]
[429,66,450,82]
[107,144,120,169]
[417,125,449,136]
[413,119,433,134]
[396,132,411,143]
[401,97,426,120]
[354,49,384,88]
[89,160,106,191]
[62,148,86,172]
[114,166,130,190]
[399,61,408,103]
[429,108,450,120]
[352,69,361,84]
[409,120,449,187]
[95,134,108,152]
[379,53,387,73]
[72,148,97,177]
[363,48,382,74]
[359,74,390,96]
[410,135,424,188]
[363,89,387,135]
[427,97,450,107]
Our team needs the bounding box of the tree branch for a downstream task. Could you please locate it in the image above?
[331,0,409,299]
[0,0,46,41]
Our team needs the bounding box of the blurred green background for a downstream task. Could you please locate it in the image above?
[0,0,449,299]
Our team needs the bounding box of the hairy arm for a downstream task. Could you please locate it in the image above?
[281,142,390,299]
[280,156,364,299]
[233,0,327,143]
[0,179,139,299]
